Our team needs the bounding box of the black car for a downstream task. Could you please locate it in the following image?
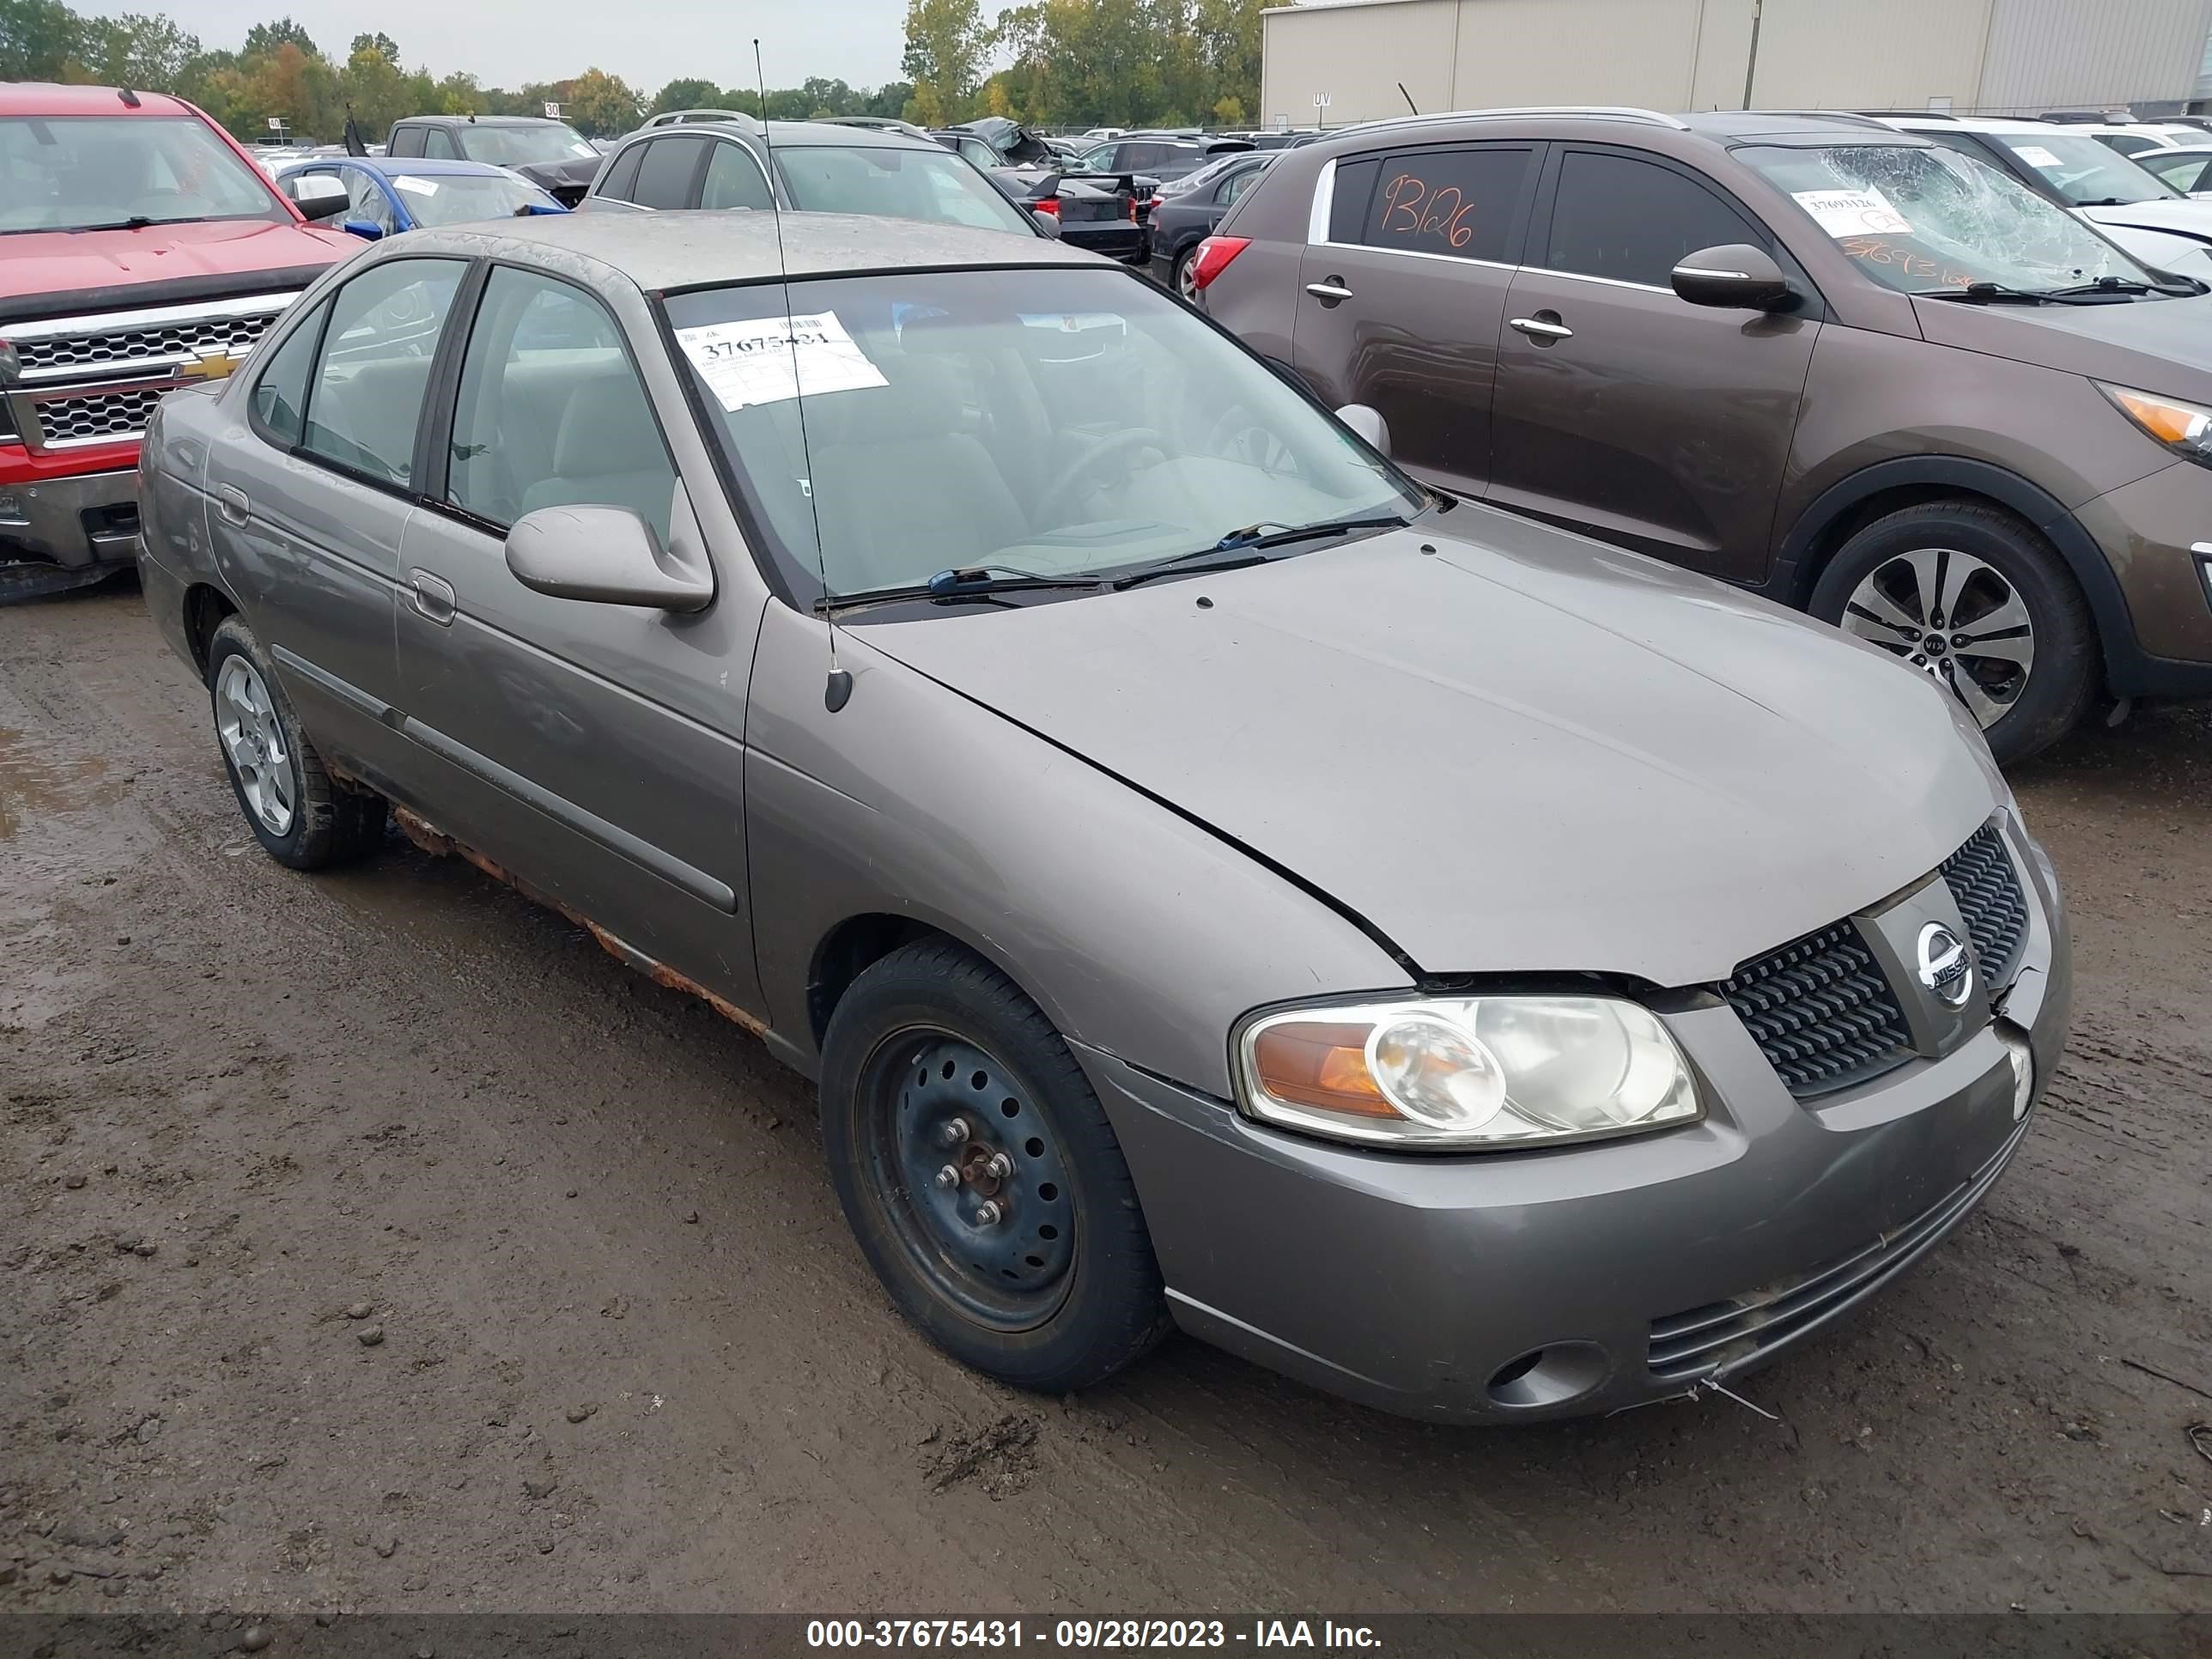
[1146,150,1273,295]
[385,115,604,205]
[1072,132,1255,185]
[932,121,1154,265]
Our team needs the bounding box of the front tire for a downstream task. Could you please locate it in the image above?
[206,617,386,870]
[1809,501,2096,765]
[819,940,1170,1394]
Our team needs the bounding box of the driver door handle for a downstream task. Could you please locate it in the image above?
[1510,315,1574,341]
[409,568,456,627]
[1305,280,1354,301]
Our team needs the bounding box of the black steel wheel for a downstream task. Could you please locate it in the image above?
[819,939,1170,1394]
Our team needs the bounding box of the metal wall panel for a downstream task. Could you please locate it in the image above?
[1261,0,1458,128]
[1978,0,2212,109]
[1744,0,1996,110]
[1447,0,1705,109]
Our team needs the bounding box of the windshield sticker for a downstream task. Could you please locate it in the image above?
[2013,144,2063,169]
[1792,186,1913,238]
[674,313,889,410]
[392,175,438,196]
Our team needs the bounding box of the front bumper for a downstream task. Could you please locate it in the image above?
[1085,827,2071,1425]
[1,459,142,595]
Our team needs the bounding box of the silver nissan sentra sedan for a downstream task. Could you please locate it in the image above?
[135,211,2070,1422]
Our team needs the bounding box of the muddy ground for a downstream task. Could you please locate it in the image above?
[2,585,2209,1619]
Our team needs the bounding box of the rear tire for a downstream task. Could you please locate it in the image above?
[819,939,1170,1395]
[1809,501,2096,765]
[1172,243,1200,301]
[206,617,386,870]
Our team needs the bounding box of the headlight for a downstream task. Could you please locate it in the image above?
[1234,995,1701,1151]
[2098,381,2212,467]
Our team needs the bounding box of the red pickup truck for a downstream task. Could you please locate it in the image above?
[2,83,356,599]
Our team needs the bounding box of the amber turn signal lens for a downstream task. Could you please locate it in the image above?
[1250,1021,1397,1117]
[2111,387,2204,446]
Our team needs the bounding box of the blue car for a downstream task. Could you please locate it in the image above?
[276,155,566,240]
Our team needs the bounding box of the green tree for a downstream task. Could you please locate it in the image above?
[902,0,986,125]
[2,0,82,82]
[348,30,397,65]
[76,10,198,87]
[240,15,314,59]
[562,65,641,136]
[864,80,913,118]
[651,76,723,115]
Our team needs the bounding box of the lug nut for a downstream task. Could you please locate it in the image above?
[1911,654,1926,665]
[972,1200,1003,1227]
[1952,634,1968,647]
[985,1152,1015,1179]
[934,1164,960,1190]
[934,1117,968,1148]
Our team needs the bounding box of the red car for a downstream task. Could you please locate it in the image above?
[2,83,355,599]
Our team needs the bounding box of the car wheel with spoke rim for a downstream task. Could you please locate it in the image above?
[1173,244,1201,301]
[205,617,387,870]
[819,939,1170,1393]
[1810,501,2094,764]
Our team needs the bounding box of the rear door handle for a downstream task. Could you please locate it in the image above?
[215,484,249,525]
[1305,280,1354,301]
[409,568,457,627]
[1510,315,1574,341]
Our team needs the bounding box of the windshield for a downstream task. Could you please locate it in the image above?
[776,145,1034,236]
[663,267,1419,604]
[0,115,286,234]
[1976,131,2176,205]
[1739,143,2152,293]
[389,170,559,225]
[458,124,597,167]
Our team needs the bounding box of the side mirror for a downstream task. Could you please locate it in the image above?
[1334,403,1389,457]
[340,219,386,241]
[504,504,713,612]
[1028,205,1062,239]
[1671,242,1797,312]
[289,176,350,220]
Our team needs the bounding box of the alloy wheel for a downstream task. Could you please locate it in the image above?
[861,1030,1077,1333]
[1176,249,1200,301]
[1839,546,2036,730]
[216,656,295,836]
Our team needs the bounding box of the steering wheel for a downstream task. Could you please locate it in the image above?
[1205,404,1297,474]
[1034,427,1167,526]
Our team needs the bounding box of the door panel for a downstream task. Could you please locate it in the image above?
[392,265,765,1014]
[1486,149,1818,582]
[204,258,467,785]
[1291,145,1536,498]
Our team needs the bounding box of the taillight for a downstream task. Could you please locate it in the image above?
[1125,194,1138,222]
[1144,196,1163,214]
[1187,235,1250,293]
[1031,196,1060,216]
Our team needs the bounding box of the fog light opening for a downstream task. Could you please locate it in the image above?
[1485,1342,1610,1409]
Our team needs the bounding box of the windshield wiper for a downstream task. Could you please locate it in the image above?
[816,566,1103,615]
[2039,275,2191,298]
[68,216,161,233]
[1111,514,1411,592]
[1915,281,2051,305]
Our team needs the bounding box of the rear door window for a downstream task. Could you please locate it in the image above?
[1355,145,1534,262]
[422,128,459,161]
[634,137,707,210]
[1542,149,1763,287]
[596,142,646,201]
[300,258,467,487]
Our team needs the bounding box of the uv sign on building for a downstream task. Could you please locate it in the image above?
[1260,0,2212,126]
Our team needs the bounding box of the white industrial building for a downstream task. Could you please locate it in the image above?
[1260,0,2212,128]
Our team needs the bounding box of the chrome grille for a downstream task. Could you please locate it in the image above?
[32,386,168,447]
[18,311,277,377]
[1941,823,2029,989]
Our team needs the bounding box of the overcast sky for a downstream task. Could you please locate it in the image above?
[168,0,936,94]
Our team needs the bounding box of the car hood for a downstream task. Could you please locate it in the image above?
[1914,283,2212,398]
[862,514,1999,987]
[2079,198,2212,241]
[0,218,350,307]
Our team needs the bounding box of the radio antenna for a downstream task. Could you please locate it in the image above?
[754,37,849,712]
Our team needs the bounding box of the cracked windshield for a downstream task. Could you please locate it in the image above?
[1739,142,2154,294]
[661,267,1418,605]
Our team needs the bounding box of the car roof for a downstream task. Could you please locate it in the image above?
[392,207,1097,289]
[287,156,517,179]
[613,119,940,153]
[404,114,565,128]
[0,82,198,118]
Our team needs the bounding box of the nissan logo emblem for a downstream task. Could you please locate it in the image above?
[1916,921,1974,1010]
